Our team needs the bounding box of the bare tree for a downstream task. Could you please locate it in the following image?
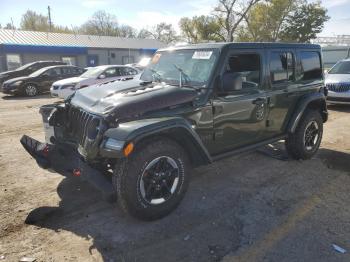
[138,23,179,44]
[80,10,119,36]
[213,0,261,42]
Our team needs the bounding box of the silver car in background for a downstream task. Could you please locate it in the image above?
[325,58,350,104]
[50,65,141,99]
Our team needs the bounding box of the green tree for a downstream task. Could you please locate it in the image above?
[280,1,329,43]
[239,0,299,42]
[179,16,224,43]
[240,0,329,43]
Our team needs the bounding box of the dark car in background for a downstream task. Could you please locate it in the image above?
[0,61,66,85]
[1,65,85,96]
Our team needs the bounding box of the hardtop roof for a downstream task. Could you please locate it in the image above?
[159,42,321,52]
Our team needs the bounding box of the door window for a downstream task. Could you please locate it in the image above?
[104,67,121,78]
[120,67,138,75]
[270,52,295,85]
[221,53,261,94]
[45,68,62,77]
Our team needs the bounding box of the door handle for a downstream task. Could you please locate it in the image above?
[252,98,266,105]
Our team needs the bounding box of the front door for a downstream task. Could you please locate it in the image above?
[211,50,268,155]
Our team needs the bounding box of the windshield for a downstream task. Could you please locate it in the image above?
[15,62,35,71]
[140,49,219,87]
[329,61,350,74]
[80,67,105,78]
[29,67,48,77]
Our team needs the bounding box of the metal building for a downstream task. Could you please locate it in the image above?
[0,29,166,72]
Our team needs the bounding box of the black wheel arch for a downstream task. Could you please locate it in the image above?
[287,92,328,133]
[101,117,212,168]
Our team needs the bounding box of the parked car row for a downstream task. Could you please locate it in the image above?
[0,61,142,98]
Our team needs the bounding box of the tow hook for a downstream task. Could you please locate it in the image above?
[73,168,81,177]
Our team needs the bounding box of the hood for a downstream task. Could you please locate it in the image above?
[325,74,350,84]
[54,77,85,86]
[4,76,32,84]
[70,80,198,118]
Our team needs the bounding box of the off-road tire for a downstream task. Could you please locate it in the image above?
[285,109,323,160]
[24,84,38,97]
[113,138,190,220]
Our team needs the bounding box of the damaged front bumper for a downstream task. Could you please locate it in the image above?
[20,134,116,201]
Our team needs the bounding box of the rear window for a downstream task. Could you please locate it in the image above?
[300,51,322,81]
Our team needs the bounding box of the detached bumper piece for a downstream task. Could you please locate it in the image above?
[20,135,115,201]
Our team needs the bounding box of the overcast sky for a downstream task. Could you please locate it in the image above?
[1,0,350,37]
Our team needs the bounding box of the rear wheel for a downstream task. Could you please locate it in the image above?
[285,110,323,160]
[24,84,38,97]
[113,138,190,220]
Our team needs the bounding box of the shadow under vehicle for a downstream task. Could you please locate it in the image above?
[21,42,328,220]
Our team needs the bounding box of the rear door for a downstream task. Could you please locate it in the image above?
[211,49,269,155]
[262,49,300,138]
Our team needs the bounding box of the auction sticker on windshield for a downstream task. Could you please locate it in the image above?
[192,51,213,60]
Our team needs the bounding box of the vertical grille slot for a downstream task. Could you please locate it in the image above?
[67,107,100,145]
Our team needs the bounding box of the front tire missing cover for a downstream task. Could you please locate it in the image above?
[285,109,323,160]
[113,138,190,220]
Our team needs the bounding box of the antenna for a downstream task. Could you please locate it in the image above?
[48,6,52,32]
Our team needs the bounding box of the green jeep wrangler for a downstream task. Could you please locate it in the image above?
[21,43,328,220]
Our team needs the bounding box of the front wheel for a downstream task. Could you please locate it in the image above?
[113,138,190,220]
[24,84,38,97]
[285,110,323,160]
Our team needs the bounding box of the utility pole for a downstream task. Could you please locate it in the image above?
[48,6,52,32]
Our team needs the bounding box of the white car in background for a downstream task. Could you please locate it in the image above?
[325,58,350,104]
[50,65,141,99]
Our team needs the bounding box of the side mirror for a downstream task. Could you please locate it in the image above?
[99,74,106,79]
[324,69,329,75]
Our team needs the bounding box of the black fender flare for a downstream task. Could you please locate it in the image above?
[287,92,328,133]
[100,117,212,167]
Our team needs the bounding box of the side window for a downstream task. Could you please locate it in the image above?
[46,68,62,76]
[121,67,138,76]
[300,51,322,81]
[223,53,261,92]
[270,52,295,84]
[104,68,121,78]
[61,67,73,75]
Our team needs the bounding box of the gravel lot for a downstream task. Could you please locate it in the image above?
[0,93,349,262]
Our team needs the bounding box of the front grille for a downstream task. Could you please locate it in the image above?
[326,83,350,93]
[67,107,101,146]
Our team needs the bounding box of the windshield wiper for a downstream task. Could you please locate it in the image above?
[148,68,162,83]
[173,64,192,88]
